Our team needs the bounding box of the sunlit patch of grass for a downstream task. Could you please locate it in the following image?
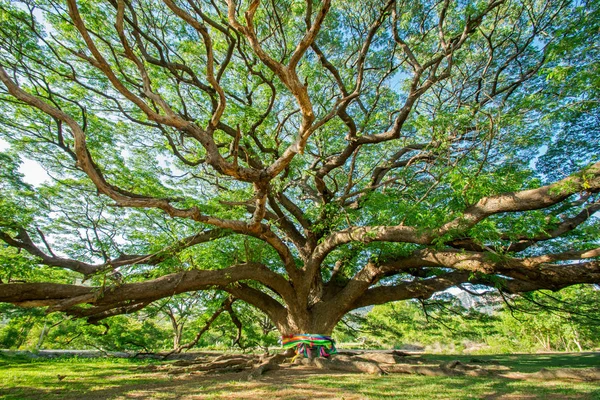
[0,355,167,400]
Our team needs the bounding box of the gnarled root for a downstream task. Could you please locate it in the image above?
[160,351,600,383]
[507,367,600,382]
[167,355,257,375]
[247,348,296,380]
[313,355,385,375]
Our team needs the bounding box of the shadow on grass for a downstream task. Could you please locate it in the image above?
[0,373,359,400]
[421,352,600,372]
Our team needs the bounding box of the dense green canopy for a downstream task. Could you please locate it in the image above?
[0,0,598,335]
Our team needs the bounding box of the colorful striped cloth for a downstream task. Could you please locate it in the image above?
[281,334,337,358]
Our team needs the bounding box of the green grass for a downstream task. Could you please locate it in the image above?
[0,355,169,399]
[0,353,599,399]
[306,374,600,399]
[420,352,600,373]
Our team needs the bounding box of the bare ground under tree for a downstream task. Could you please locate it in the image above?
[144,350,600,383]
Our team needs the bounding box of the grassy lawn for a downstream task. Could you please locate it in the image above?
[0,353,598,399]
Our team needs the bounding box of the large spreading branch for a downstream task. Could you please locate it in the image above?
[0,262,291,326]
[311,162,600,267]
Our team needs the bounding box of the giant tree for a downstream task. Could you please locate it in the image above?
[0,0,599,342]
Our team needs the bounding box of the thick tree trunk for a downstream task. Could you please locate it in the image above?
[276,309,340,337]
[164,308,184,351]
[173,326,183,350]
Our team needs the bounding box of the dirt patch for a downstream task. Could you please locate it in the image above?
[107,368,365,400]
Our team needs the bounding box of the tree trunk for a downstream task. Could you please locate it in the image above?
[165,308,183,351]
[173,325,183,350]
[36,322,48,349]
[277,311,339,336]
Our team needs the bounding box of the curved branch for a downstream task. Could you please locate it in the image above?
[505,201,600,252]
[225,282,288,330]
[312,162,600,268]
[437,162,600,236]
[379,247,600,278]
[288,0,332,71]
[0,262,292,318]
[0,228,230,276]
[351,271,471,309]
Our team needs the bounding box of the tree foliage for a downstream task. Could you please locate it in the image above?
[0,0,599,336]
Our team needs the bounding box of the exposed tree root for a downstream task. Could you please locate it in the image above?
[247,359,282,380]
[163,350,296,379]
[246,349,296,380]
[168,357,254,375]
[170,355,212,367]
[385,364,456,376]
[506,367,600,382]
[383,359,600,381]
[152,351,600,383]
[166,355,257,375]
[213,354,256,363]
[349,352,407,365]
[313,356,385,375]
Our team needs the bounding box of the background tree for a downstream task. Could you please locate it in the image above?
[345,295,499,351]
[0,0,599,339]
[346,284,600,353]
